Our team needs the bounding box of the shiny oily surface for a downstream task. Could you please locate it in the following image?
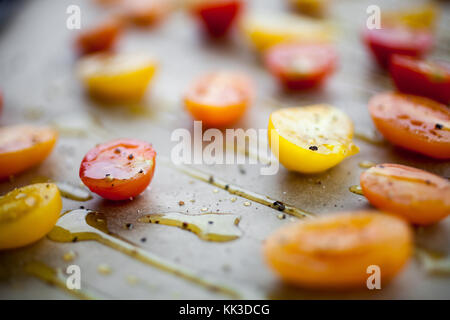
[264,211,413,289]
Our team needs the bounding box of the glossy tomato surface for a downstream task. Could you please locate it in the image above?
[390,55,450,105]
[191,0,243,37]
[369,92,450,159]
[361,164,450,225]
[363,27,433,68]
[265,43,337,90]
[75,18,122,56]
[184,71,252,127]
[80,139,156,200]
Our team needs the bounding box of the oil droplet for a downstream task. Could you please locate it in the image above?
[161,158,314,219]
[277,213,286,220]
[349,185,364,195]
[359,161,376,169]
[97,264,112,275]
[47,209,243,299]
[126,275,139,286]
[24,261,94,299]
[63,251,76,262]
[56,182,93,201]
[243,202,251,207]
[139,212,242,242]
[230,197,237,203]
[201,207,208,212]
[415,248,450,275]
[213,189,219,193]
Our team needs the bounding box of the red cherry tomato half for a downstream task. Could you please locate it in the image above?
[75,18,123,56]
[265,43,337,90]
[362,27,433,68]
[390,55,450,105]
[191,0,243,37]
[368,92,450,159]
[80,139,156,200]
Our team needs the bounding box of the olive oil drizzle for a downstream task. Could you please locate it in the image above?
[55,182,93,201]
[354,132,386,146]
[24,261,95,300]
[161,159,314,219]
[138,212,242,242]
[47,209,244,299]
[415,247,450,275]
[349,185,364,195]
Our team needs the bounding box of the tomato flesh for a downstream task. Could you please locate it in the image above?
[369,92,450,159]
[191,0,243,37]
[0,125,58,180]
[390,55,450,105]
[75,18,122,56]
[80,139,156,200]
[184,72,252,127]
[361,164,450,225]
[363,27,433,68]
[265,43,337,90]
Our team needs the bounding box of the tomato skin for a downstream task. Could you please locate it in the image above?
[0,183,62,250]
[361,164,450,226]
[368,92,450,159]
[191,0,243,37]
[75,18,122,56]
[80,139,156,201]
[390,55,450,105]
[264,211,412,289]
[184,72,252,127]
[362,27,433,68]
[0,125,58,180]
[265,43,337,90]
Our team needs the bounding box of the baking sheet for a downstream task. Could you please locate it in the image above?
[0,0,449,299]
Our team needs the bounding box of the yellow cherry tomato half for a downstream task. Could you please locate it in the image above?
[184,71,253,127]
[264,211,413,289]
[0,125,58,180]
[77,52,158,103]
[0,183,62,250]
[268,105,359,173]
[241,12,334,52]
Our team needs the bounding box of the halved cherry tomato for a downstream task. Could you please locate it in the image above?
[75,18,123,56]
[190,0,243,37]
[121,0,172,27]
[184,72,252,127]
[361,164,450,226]
[0,125,58,180]
[241,12,334,52]
[264,211,412,289]
[362,27,433,68]
[390,55,450,105]
[287,0,330,17]
[0,183,62,250]
[80,138,156,200]
[268,105,359,173]
[368,92,450,159]
[77,52,158,102]
[265,43,337,90]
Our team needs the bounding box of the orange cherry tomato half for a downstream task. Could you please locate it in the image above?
[368,92,450,159]
[190,0,243,37]
[184,72,252,127]
[390,55,450,105]
[121,0,171,27]
[0,125,58,180]
[80,139,156,201]
[75,18,123,56]
[264,211,412,289]
[265,43,337,90]
[362,27,433,68]
[361,164,450,225]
